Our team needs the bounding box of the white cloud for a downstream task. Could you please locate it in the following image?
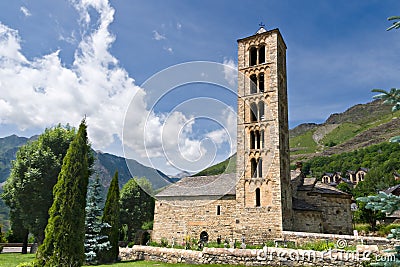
[164,47,173,53]
[20,6,31,17]
[223,58,237,87]
[176,22,182,30]
[153,30,166,41]
[0,0,237,175]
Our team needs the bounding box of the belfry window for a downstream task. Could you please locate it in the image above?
[255,188,261,207]
[255,130,260,149]
[258,101,265,121]
[259,73,265,92]
[250,103,257,122]
[258,158,263,178]
[250,74,257,94]
[251,158,257,178]
[250,47,257,66]
[250,131,255,149]
[258,45,265,64]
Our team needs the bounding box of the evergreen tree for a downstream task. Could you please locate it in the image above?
[35,120,92,267]
[85,176,110,264]
[101,171,120,263]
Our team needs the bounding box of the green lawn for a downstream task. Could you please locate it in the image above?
[0,253,246,267]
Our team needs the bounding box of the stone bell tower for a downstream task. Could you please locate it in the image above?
[235,26,292,242]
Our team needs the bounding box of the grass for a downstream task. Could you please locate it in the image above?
[289,130,318,154]
[321,122,361,146]
[0,254,246,267]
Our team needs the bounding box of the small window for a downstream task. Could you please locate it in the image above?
[251,158,257,178]
[256,188,261,207]
[250,131,255,149]
[216,205,221,215]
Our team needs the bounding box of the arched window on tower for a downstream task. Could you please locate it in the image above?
[258,45,265,64]
[260,130,265,149]
[258,73,264,92]
[250,74,257,94]
[250,103,257,122]
[258,158,263,178]
[250,131,255,149]
[250,47,257,66]
[255,188,261,207]
[258,101,265,121]
[251,158,257,178]
[255,130,260,149]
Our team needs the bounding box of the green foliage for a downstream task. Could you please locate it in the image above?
[336,182,353,194]
[35,120,92,267]
[120,177,155,242]
[85,176,111,264]
[321,123,361,146]
[1,125,76,245]
[387,16,400,31]
[289,130,317,155]
[193,154,236,176]
[304,142,400,180]
[101,171,120,263]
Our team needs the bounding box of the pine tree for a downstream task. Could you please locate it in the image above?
[101,171,120,263]
[35,120,91,267]
[85,176,110,264]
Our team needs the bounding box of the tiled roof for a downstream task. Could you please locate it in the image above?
[156,173,237,197]
[384,184,400,195]
[292,198,321,211]
[313,182,350,195]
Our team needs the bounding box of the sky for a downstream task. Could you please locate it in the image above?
[0,0,399,175]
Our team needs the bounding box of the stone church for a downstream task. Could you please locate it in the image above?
[152,26,352,244]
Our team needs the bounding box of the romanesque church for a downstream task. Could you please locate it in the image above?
[152,26,353,244]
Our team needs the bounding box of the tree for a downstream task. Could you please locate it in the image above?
[101,171,120,263]
[387,16,400,31]
[84,176,110,264]
[120,177,154,242]
[2,125,76,250]
[372,88,400,112]
[35,120,92,267]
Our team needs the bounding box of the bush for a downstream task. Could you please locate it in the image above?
[160,238,168,247]
[377,224,400,237]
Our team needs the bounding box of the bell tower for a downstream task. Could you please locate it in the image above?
[235,26,292,242]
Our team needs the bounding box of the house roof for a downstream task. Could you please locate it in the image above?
[384,184,400,195]
[156,173,237,198]
[313,181,351,195]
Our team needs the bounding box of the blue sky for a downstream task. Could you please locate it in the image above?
[0,0,399,175]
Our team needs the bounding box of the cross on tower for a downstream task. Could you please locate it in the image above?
[259,22,265,27]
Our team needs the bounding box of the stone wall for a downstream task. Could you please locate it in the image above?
[152,196,236,243]
[120,245,377,266]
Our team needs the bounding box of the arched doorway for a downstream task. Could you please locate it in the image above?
[199,231,209,242]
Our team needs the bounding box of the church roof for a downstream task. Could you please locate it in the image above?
[156,173,237,198]
[292,198,321,212]
[296,178,350,196]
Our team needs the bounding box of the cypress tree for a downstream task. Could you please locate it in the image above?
[35,120,91,267]
[101,171,120,263]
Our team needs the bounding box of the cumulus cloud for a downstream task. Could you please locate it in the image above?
[20,6,32,17]
[0,0,138,149]
[0,0,237,174]
[153,30,166,41]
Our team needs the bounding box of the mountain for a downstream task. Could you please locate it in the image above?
[197,100,400,174]
[290,99,400,163]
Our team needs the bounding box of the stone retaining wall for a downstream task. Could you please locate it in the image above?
[120,245,380,266]
[283,231,394,249]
